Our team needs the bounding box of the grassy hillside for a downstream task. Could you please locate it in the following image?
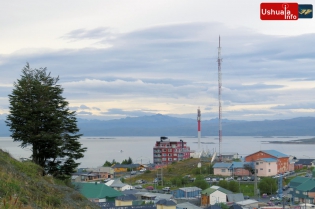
[0,149,99,209]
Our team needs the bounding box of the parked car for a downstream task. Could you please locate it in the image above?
[244,195,250,199]
[267,202,275,206]
[190,177,196,182]
[135,185,143,189]
[205,177,211,181]
[242,176,248,181]
[131,171,137,175]
[140,168,146,172]
[162,187,170,192]
[146,186,154,190]
[135,179,143,184]
[237,177,241,181]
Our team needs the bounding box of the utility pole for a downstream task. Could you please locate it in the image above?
[217,36,223,161]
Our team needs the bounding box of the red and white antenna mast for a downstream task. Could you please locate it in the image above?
[217,36,222,161]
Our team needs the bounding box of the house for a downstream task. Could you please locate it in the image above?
[111,164,140,173]
[115,194,137,206]
[177,202,203,209]
[287,168,315,204]
[295,159,315,168]
[245,150,291,174]
[213,162,253,177]
[172,187,202,199]
[201,186,232,206]
[254,158,278,177]
[74,182,122,202]
[226,193,244,203]
[105,179,133,191]
[217,152,239,161]
[153,136,191,165]
[85,166,114,179]
[156,199,177,209]
[71,166,115,182]
[134,192,173,203]
[235,199,259,208]
[205,205,222,209]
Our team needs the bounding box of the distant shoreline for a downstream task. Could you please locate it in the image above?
[264,137,315,144]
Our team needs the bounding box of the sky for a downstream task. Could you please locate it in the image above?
[0,0,315,121]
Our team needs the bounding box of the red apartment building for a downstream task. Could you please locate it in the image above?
[153,137,190,165]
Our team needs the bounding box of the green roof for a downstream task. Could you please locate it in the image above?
[74,182,122,199]
[289,176,310,188]
[296,179,315,192]
[201,188,216,195]
[217,187,233,194]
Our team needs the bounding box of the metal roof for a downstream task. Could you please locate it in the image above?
[289,176,310,188]
[213,163,233,168]
[179,187,202,192]
[116,194,137,201]
[262,150,288,158]
[226,193,244,202]
[296,179,315,192]
[74,182,122,199]
[201,187,216,195]
[156,199,177,206]
[295,159,315,165]
[177,202,203,209]
[236,199,259,205]
[205,205,222,209]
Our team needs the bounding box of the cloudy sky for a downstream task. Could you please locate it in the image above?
[0,0,315,121]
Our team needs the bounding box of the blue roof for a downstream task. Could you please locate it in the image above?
[231,162,253,168]
[258,158,277,162]
[262,150,288,158]
[213,163,232,168]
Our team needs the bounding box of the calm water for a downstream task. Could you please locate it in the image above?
[0,136,314,168]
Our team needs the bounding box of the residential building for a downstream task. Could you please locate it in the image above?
[254,158,278,177]
[115,194,137,206]
[111,164,140,173]
[153,137,190,165]
[201,186,232,206]
[105,179,133,191]
[172,187,202,199]
[177,202,203,209]
[156,199,177,209]
[213,162,253,177]
[287,168,315,204]
[295,159,315,168]
[245,150,291,174]
[235,199,259,208]
[74,182,122,202]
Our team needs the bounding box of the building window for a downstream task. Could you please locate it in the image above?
[256,162,259,165]
[296,191,300,194]
[163,154,166,156]
[168,154,172,156]
[162,158,166,161]
[269,163,270,165]
[163,149,166,152]
[174,154,177,156]
[268,169,271,172]
[173,158,177,161]
[168,158,172,161]
[221,169,226,172]
[260,168,263,170]
[260,162,263,164]
[168,149,172,152]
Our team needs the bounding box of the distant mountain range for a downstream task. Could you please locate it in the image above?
[1,114,315,136]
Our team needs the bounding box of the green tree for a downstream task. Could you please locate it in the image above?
[6,64,86,179]
[218,180,229,189]
[258,177,277,194]
[193,179,209,190]
[228,180,240,192]
[103,161,112,167]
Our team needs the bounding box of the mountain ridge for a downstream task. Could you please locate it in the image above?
[1,114,314,136]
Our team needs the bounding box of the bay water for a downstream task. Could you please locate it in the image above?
[0,136,314,168]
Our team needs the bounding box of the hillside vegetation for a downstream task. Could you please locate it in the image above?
[0,149,99,209]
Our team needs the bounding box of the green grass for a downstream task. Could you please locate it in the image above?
[0,149,99,209]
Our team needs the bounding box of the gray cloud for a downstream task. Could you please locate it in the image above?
[79,104,90,110]
[77,111,92,115]
[1,22,315,121]
[61,27,115,41]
